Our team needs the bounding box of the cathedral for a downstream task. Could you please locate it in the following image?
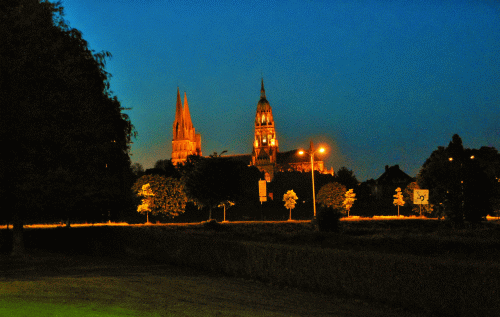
[171,88,202,165]
[171,80,333,180]
[251,79,279,180]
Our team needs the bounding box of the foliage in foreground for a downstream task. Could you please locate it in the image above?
[316,182,347,211]
[132,174,187,220]
[1,0,135,254]
[283,190,298,220]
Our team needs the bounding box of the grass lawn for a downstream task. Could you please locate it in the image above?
[151,218,500,263]
[0,251,428,317]
[1,218,499,316]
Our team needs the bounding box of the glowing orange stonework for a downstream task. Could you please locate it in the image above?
[172,88,202,165]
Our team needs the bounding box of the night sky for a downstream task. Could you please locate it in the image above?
[62,0,500,181]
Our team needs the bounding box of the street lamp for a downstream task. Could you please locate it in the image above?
[299,141,325,218]
[448,155,475,220]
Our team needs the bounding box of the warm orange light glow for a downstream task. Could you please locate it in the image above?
[4,215,500,230]
[449,157,453,161]
[319,147,325,153]
[298,150,304,155]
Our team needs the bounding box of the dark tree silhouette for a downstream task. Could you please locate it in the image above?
[418,134,498,224]
[150,159,180,178]
[182,156,259,220]
[334,167,358,189]
[131,163,145,177]
[1,0,135,254]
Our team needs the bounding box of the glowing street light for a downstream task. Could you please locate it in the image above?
[298,141,326,218]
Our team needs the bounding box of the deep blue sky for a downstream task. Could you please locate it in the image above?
[62,0,500,181]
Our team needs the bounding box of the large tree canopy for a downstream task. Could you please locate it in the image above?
[316,182,347,211]
[1,0,135,253]
[334,167,358,190]
[182,155,261,220]
[132,174,187,220]
[418,134,499,223]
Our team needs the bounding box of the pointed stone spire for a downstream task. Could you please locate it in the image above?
[173,87,184,139]
[260,77,266,99]
[252,78,278,180]
[172,87,202,165]
[183,91,193,130]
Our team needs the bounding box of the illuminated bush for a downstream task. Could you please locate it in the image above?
[317,182,346,211]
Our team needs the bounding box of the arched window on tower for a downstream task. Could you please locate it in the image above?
[261,114,266,124]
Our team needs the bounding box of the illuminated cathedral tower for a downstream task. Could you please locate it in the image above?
[251,79,279,181]
[172,88,201,165]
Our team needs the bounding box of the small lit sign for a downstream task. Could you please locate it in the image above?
[259,180,267,197]
[413,189,429,205]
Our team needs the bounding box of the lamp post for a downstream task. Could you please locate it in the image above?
[299,141,325,218]
[448,155,474,220]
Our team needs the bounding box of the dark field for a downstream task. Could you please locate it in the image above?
[138,218,500,263]
[0,219,450,317]
[1,218,499,316]
[3,218,500,262]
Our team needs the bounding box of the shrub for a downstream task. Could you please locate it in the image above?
[202,219,224,231]
[315,206,342,232]
[317,182,346,210]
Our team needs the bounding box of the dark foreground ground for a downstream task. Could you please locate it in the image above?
[0,251,430,317]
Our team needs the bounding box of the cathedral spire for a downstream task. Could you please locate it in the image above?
[175,87,182,117]
[173,87,184,139]
[183,91,193,130]
[171,87,202,165]
[252,78,278,181]
[260,77,266,100]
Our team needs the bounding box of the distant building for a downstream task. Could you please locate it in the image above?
[371,165,414,198]
[171,88,202,165]
[170,79,333,180]
[250,79,279,181]
[276,147,332,174]
[249,79,333,181]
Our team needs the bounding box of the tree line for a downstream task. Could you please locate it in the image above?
[1,0,136,255]
[2,1,499,255]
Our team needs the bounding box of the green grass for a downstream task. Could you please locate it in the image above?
[0,267,281,317]
[3,219,499,316]
[0,253,426,317]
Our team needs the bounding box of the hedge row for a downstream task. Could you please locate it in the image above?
[119,227,499,317]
